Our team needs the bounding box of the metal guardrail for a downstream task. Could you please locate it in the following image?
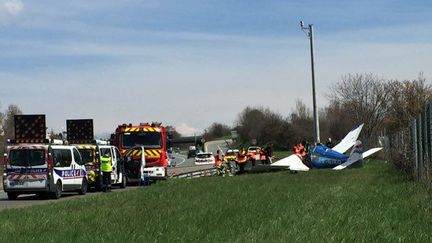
[170,167,217,179]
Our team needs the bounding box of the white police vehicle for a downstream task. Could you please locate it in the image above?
[3,142,88,200]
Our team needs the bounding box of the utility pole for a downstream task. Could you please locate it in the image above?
[300,21,320,143]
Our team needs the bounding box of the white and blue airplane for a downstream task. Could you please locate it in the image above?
[271,124,382,171]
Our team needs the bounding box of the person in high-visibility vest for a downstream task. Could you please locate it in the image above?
[214,150,223,166]
[237,148,247,174]
[100,151,112,192]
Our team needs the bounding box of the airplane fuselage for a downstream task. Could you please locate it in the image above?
[310,144,349,168]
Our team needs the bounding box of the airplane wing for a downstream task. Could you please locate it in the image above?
[271,154,310,171]
[332,147,382,170]
[332,124,364,154]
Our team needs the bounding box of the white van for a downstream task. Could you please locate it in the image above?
[3,144,88,200]
[98,145,127,188]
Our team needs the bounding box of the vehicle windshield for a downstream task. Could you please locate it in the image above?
[122,132,162,148]
[9,149,46,166]
[197,153,212,159]
[78,149,94,163]
[226,151,236,156]
[248,147,258,151]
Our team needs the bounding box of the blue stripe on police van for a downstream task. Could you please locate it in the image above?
[54,169,87,179]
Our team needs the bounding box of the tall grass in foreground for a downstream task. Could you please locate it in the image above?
[1,160,432,242]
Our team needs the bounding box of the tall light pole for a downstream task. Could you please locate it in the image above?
[300,21,320,143]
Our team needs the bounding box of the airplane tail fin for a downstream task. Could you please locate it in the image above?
[331,124,364,154]
[333,147,382,170]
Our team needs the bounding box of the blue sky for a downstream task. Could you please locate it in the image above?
[0,0,431,136]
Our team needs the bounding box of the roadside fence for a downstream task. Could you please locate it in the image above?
[386,104,432,183]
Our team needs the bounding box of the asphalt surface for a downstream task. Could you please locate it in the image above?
[167,152,213,176]
[0,140,232,211]
[205,139,231,154]
[167,139,231,176]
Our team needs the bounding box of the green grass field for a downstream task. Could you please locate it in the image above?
[1,160,432,242]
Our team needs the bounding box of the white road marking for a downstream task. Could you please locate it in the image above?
[174,153,187,166]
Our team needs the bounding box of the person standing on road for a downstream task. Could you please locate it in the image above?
[100,151,112,192]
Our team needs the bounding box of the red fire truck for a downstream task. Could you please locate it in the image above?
[112,123,168,179]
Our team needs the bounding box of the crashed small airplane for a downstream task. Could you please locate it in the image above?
[271,124,382,171]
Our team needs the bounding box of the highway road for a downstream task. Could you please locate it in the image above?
[205,139,232,154]
[168,139,231,168]
[167,139,232,176]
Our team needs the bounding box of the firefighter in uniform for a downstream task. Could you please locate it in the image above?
[293,142,311,168]
[237,148,248,174]
[215,150,225,176]
[100,151,112,192]
[215,150,223,166]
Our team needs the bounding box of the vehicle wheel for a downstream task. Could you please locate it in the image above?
[78,178,88,195]
[52,181,62,199]
[120,174,126,188]
[7,192,18,200]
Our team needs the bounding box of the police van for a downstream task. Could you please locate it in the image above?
[67,119,126,190]
[3,115,88,200]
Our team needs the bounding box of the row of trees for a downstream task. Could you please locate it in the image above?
[2,72,430,153]
[327,73,432,145]
[203,73,432,150]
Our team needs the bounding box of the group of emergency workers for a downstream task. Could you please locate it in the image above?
[213,145,274,176]
[291,137,338,169]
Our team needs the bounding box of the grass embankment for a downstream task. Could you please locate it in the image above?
[1,160,432,242]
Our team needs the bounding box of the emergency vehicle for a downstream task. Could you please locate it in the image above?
[247,146,261,161]
[224,149,239,162]
[67,119,126,190]
[112,122,168,179]
[3,115,87,200]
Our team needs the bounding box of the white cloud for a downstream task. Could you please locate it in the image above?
[0,0,23,24]
[175,123,200,136]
